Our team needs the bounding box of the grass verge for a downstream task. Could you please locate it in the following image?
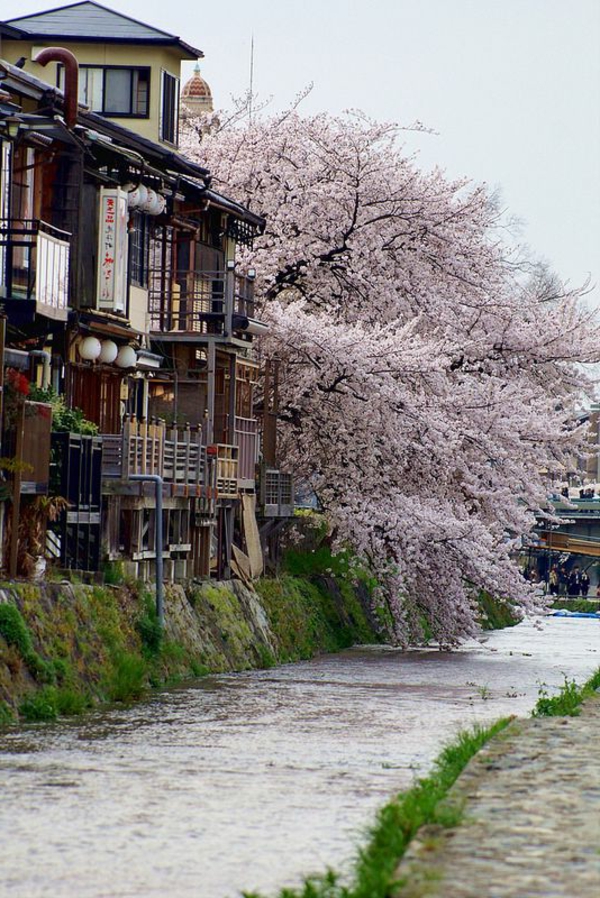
[533,666,600,717]
[241,717,512,898]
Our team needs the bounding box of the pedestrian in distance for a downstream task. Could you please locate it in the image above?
[559,564,569,595]
[568,566,582,597]
[580,570,590,597]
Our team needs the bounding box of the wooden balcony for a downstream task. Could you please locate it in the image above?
[101,419,245,503]
[148,269,257,343]
[101,419,207,491]
[0,218,70,322]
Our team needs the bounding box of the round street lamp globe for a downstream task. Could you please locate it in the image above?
[78,336,102,361]
[98,339,119,364]
[115,345,137,369]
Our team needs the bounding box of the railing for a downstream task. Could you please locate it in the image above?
[212,414,258,483]
[259,467,294,517]
[101,419,207,486]
[0,218,70,311]
[214,444,239,498]
[148,268,257,339]
[148,268,226,335]
[234,273,255,319]
[233,416,258,482]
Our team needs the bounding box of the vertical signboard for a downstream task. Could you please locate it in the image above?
[97,187,128,312]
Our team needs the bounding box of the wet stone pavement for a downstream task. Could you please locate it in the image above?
[394,697,600,898]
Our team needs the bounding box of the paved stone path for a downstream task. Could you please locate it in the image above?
[393,698,600,897]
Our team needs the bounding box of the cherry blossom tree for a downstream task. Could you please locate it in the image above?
[181,109,599,645]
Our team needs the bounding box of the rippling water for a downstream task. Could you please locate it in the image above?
[1,615,598,898]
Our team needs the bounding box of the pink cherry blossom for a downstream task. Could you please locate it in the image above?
[181,109,600,645]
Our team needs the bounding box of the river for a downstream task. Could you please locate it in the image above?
[1,614,598,898]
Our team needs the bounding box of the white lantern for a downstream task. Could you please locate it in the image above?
[115,345,137,369]
[152,193,167,215]
[141,188,157,212]
[126,183,148,209]
[98,339,118,364]
[144,191,166,216]
[123,183,137,207]
[78,336,102,361]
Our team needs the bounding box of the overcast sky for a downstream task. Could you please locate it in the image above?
[3,0,599,299]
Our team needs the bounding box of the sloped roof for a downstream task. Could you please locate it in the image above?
[4,1,202,59]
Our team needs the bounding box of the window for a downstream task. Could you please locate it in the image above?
[58,65,150,117]
[160,71,180,145]
[129,211,151,288]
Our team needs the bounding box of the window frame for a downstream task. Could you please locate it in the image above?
[160,70,180,146]
[57,64,151,119]
[129,210,151,289]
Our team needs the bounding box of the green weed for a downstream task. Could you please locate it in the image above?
[102,561,125,586]
[534,668,600,717]
[18,685,92,721]
[0,603,56,683]
[104,652,147,702]
[136,597,163,657]
[0,700,14,726]
[189,659,210,677]
[0,603,33,656]
[19,687,59,721]
[55,687,92,717]
[256,643,277,669]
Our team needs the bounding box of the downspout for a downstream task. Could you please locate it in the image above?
[33,48,83,310]
[33,47,79,129]
[29,350,51,389]
[130,474,164,628]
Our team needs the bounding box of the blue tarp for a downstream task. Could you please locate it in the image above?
[551,610,600,619]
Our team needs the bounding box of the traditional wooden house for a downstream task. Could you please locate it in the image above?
[0,8,293,584]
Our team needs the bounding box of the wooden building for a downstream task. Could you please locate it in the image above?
[0,3,293,583]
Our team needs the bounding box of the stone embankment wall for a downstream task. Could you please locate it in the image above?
[0,570,379,723]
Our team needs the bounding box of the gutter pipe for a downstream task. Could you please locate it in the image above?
[130,474,164,628]
[33,47,79,128]
[29,350,51,389]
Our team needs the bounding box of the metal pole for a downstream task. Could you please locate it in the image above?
[130,474,164,628]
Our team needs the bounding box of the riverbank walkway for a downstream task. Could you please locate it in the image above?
[394,697,600,897]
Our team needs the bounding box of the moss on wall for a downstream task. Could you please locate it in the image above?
[0,560,381,726]
[476,590,520,631]
[0,544,519,727]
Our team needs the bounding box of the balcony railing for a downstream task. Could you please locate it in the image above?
[148,269,256,340]
[149,269,225,335]
[0,218,70,318]
[212,414,258,484]
[234,273,255,319]
[214,444,239,499]
[101,419,207,486]
[234,416,258,482]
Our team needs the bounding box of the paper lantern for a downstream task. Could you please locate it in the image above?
[78,336,102,361]
[98,339,118,364]
[141,188,157,212]
[125,183,148,209]
[115,345,137,369]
